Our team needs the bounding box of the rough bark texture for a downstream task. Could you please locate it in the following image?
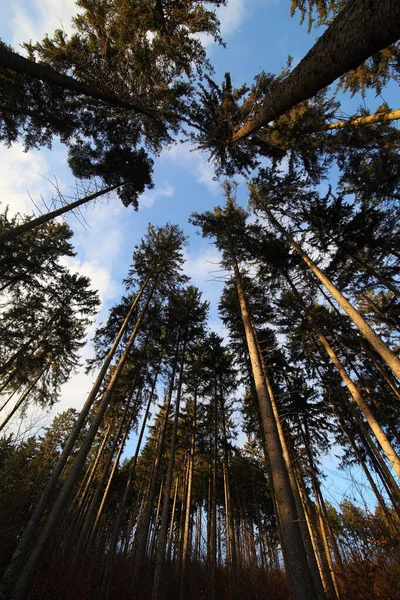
[233,261,318,600]
[233,0,400,140]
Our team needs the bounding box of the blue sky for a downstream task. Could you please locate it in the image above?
[0,0,396,508]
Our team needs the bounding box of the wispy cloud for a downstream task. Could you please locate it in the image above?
[140,182,174,209]
[0,143,64,217]
[162,143,220,196]
[11,0,78,48]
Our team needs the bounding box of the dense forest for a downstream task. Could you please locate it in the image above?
[0,0,400,599]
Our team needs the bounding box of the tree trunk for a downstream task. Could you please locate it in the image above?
[327,108,400,130]
[7,278,156,600]
[255,330,326,600]
[233,0,400,140]
[131,340,180,599]
[0,185,119,244]
[179,386,197,600]
[311,315,400,477]
[232,260,318,600]
[0,45,158,118]
[107,364,160,567]
[0,267,154,597]
[267,209,400,380]
[152,338,187,600]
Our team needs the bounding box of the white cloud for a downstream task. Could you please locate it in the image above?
[0,143,58,217]
[162,143,220,196]
[217,0,246,38]
[11,0,79,48]
[140,182,174,209]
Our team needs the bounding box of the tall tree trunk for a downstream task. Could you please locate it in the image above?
[179,385,197,600]
[152,338,187,600]
[232,0,400,141]
[267,209,400,380]
[107,364,160,567]
[131,340,180,598]
[0,185,119,244]
[311,314,400,477]
[316,283,400,402]
[284,272,400,478]
[294,465,336,598]
[255,330,327,600]
[7,278,156,600]
[1,267,155,598]
[232,260,318,600]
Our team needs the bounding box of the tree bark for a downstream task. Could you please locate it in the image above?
[233,0,400,141]
[233,260,318,600]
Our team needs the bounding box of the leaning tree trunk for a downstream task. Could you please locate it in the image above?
[0,44,158,118]
[326,108,400,130]
[316,284,400,402]
[267,209,400,380]
[0,185,119,244]
[311,314,400,478]
[232,260,318,600]
[232,0,400,141]
[0,266,155,599]
[7,277,157,600]
[285,272,400,477]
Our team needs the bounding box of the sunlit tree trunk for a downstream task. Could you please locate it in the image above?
[233,260,318,600]
[267,209,400,380]
[285,272,400,478]
[232,0,400,141]
[255,329,327,600]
